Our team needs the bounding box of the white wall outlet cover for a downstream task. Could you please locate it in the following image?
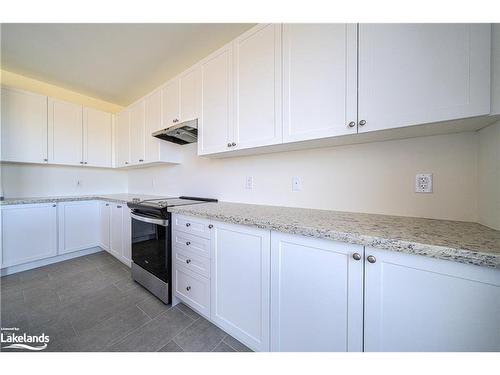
[292,176,302,192]
[245,176,254,190]
[415,173,433,193]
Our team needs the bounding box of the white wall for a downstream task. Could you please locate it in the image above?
[1,163,128,197]
[478,121,500,230]
[128,132,479,222]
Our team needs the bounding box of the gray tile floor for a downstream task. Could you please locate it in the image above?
[0,251,251,352]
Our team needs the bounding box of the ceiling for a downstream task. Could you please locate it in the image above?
[1,23,253,106]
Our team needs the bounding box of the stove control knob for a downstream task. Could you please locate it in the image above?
[185,223,191,227]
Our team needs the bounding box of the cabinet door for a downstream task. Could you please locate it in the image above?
[1,88,48,164]
[198,44,233,155]
[48,98,83,165]
[145,89,162,162]
[58,201,99,254]
[110,204,124,259]
[121,206,131,265]
[129,100,146,165]
[282,24,358,143]
[99,201,111,251]
[270,232,364,352]
[179,66,201,121]
[1,203,57,267]
[83,108,112,167]
[115,109,130,167]
[364,247,500,352]
[358,24,491,133]
[161,79,180,127]
[233,24,282,150]
[211,221,270,351]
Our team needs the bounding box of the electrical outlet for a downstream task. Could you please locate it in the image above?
[415,173,433,193]
[245,176,254,190]
[292,176,302,192]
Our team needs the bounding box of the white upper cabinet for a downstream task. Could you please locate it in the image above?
[179,66,201,122]
[270,232,364,352]
[115,109,130,167]
[129,100,146,165]
[48,98,83,166]
[233,24,282,150]
[198,43,234,155]
[83,107,112,167]
[161,79,180,127]
[282,24,358,143]
[364,247,500,352]
[145,89,163,162]
[1,87,48,164]
[358,24,491,133]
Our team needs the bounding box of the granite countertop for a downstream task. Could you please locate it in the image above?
[0,194,164,205]
[169,202,500,269]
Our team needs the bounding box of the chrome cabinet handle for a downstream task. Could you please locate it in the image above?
[125,162,129,165]
[139,159,144,162]
[367,255,376,264]
[231,142,236,147]
[80,161,84,164]
[43,158,48,162]
[227,143,232,147]
[186,259,191,264]
[186,286,191,291]
[173,119,179,123]
[105,204,109,206]
[348,121,356,128]
[52,204,57,207]
[185,223,191,227]
[117,205,122,208]
[208,224,213,229]
[352,253,361,261]
[84,162,88,164]
[359,120,366,126]
[186,241,191,246]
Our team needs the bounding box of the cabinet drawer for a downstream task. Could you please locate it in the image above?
[174,248,210,278]
[174,265,210,318]
[173,230,211,258]
[173,214,211,239]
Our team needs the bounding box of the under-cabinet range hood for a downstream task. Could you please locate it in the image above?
[152,119,198,145]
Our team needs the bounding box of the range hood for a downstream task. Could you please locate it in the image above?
[152,119,198,145]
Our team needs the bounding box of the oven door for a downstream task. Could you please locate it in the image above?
[130,212,170,283]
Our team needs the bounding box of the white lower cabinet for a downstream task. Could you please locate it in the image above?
[1,203,58,267]
[210,221,271,352]
[58,201,99,255]
[270,232,364,351]
[108,202,132,266]
[174,265,211,318]
[99,201,111,250]
[363,247,500,352]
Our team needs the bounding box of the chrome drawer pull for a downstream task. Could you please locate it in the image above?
[186,286,191,291]
[186,259,191,264]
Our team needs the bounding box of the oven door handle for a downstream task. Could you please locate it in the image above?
[131,212,168,226]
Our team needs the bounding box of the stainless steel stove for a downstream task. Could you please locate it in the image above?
[127,196,217,304]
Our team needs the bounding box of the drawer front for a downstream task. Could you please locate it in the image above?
[173,214,211,239]
[173,230,211,258]
[174,265,210,318]
[174,248,211,278]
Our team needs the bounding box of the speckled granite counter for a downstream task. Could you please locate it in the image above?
[0,194,164,205]
[169,202,500,269]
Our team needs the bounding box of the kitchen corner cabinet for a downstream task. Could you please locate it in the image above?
[1,203,58,268]
[48,98,84,166]
[364,247,500,352]
[211,221,271,352]
[83,108,112,167]
[282,23,358,143]
[358,24,491,133]
[270,232,363,352]
[198,43,234,155]
[1,87,48,164]
[58,201,99,255]
[115,109,131,167]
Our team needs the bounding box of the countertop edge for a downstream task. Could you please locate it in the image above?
[168,207,500,270]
